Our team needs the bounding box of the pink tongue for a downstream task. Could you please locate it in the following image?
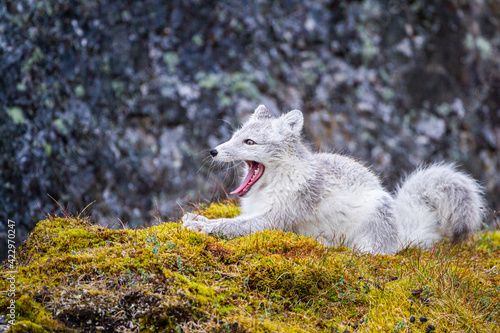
[230,162,259,195]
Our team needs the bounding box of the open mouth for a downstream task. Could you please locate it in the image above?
[230,161,265,197]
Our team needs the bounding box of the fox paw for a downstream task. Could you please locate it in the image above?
[182,213,211,232]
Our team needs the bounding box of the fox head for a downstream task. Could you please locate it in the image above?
[211,105,304,164]
[210,105,304,196]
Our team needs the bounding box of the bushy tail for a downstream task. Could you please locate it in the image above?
[394,163,485,247]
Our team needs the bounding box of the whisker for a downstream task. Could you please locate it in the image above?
[193,149,211,158]
[197,156,213,174]
[220,118,240,132]
[219,160,244,191]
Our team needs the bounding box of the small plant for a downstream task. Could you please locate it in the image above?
[177,255,184,273]
[393,320,405,332]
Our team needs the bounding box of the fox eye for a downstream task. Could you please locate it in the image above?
[244,139,256,145]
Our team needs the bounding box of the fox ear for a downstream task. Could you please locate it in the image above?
[252,105,272,120]
[283,109,303,132]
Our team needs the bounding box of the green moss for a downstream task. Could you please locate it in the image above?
[0,295,70,332]
[44,143,52,156]
[15,296,61,329]
[198,73,219,89]
[465,33,493,60]
[192,34,204,46]
[8,321,46,333]
[111,80,125,97]
[74,85,85,98]
[6,107,26,125]
[21,47,44,74]
[197,72,261,100]
[53,118,67,134]
[163,52,179,73]
[1,203,499,332]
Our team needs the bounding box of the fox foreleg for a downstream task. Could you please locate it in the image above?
[181,213,277,238]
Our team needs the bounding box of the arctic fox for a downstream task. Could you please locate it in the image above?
[182,105,485,254]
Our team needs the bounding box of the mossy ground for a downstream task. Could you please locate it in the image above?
[1,201,499,332]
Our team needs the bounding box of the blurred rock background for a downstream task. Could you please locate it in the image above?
[1,0,499,260]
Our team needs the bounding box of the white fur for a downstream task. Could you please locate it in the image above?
[182,106,485,254]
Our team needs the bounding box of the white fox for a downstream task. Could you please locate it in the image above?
[182,105,485,254]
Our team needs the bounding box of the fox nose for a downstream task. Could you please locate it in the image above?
[210,149,218,157]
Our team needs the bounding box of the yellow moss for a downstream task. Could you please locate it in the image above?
[225,314,284,332]
[187,281,215,304]
[8,320,46,333]
[0,295,69,332]
[16,295,56,326]
[1,207,499,332]
[478,230,500,250]
[366,279,414,331]
[196,201,241,219]
[17,217,129,264]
